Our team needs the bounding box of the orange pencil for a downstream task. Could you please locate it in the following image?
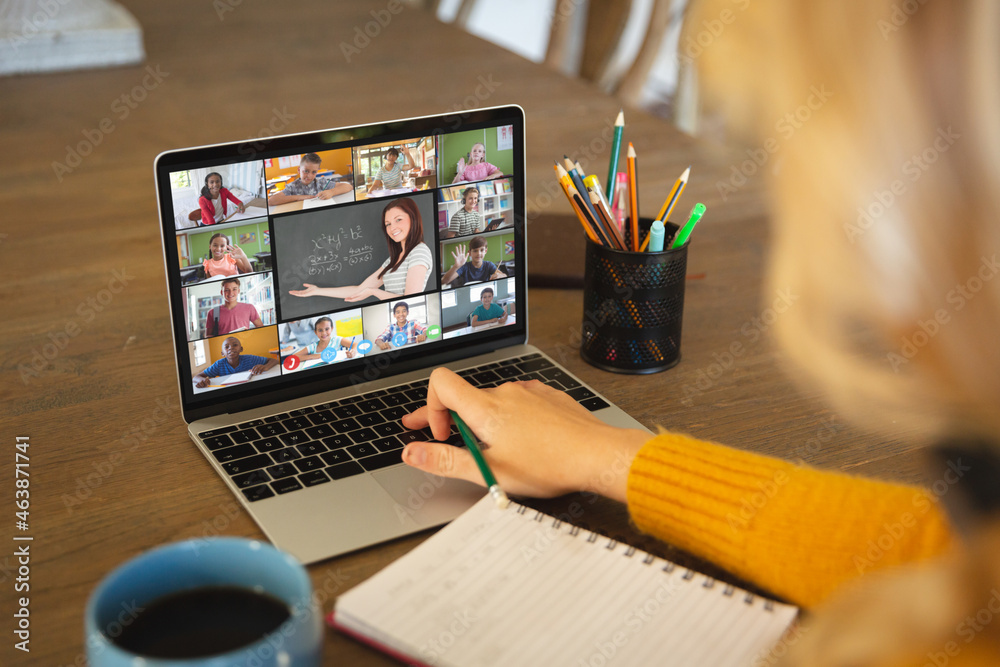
[555,163,604,245]
[626,143,639,250]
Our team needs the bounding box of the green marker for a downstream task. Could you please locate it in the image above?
[670,203,706,249]
[450,410,509,509]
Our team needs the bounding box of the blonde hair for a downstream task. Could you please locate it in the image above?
[688,0,1000,437]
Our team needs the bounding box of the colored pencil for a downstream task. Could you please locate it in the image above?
[605,110,624,201]
[450,410,509,509]
[555,163,609,246]
[563,157,601,225]
[583,174,612,214]
[588,188,626,251]
[655,166,690,223]
[626,143,639,251]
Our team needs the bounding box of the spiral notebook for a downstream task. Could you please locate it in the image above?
[329,495,798,667]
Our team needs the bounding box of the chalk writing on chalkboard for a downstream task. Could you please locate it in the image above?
[306,225,376,276]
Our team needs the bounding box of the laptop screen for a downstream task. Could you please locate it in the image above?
[155,106,527,422]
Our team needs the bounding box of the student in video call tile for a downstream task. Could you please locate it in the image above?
[199,172,245,226]
[470,287,507,327]
[203,233,252,278]
[267,153,352,206]
[448,187,484,236]
[289,197,431,303]
[442,236,506,287]
[367,146,417,192]
[375,301,427,350]
[452,142,503,184]
[292,316,358,363]
[205,277,263,336]
[193,336,276,387]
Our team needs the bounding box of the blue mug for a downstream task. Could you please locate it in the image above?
[86,538,322,666]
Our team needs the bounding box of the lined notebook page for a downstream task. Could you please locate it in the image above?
[335,496,798,667]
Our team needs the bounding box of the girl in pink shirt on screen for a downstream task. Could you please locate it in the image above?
[452,142,503,183]
[202,233,252,278]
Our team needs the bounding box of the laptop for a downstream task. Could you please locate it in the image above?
[154,105,649,564]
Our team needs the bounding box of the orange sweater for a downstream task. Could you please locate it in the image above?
[626,432,954,609]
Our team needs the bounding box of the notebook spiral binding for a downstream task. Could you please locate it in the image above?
[511,501,776,612]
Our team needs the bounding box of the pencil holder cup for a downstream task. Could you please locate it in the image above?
[581,220,687,374]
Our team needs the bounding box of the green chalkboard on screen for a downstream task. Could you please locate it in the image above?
[273,192,437,321]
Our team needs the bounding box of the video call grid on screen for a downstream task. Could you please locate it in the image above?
[157,109,526,410]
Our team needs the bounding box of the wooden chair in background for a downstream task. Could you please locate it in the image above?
[428,0,698,134]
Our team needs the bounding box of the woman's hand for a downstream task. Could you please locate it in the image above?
[289,283,319,297]
[400,368,649,501]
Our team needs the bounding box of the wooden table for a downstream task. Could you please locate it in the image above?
[0,2,933,664]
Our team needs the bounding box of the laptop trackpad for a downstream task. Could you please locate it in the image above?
[372,466,484,527]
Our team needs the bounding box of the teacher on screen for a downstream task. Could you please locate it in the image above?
[289,197,432,303]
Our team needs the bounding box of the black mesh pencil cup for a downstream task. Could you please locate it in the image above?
[581,221,687,373]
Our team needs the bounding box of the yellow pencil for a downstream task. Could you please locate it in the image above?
[655,166,690,223]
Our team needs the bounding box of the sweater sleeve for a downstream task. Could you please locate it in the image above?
[626,432,955,609]
[199,196,215,226]
[222,187,242,207]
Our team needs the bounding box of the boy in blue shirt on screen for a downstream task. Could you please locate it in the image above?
[193,336,277,387]
[441,236,507,287]
[375,301,427,350]
[470,287,508,327]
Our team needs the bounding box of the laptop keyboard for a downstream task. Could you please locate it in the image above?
[197,354,610,503]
